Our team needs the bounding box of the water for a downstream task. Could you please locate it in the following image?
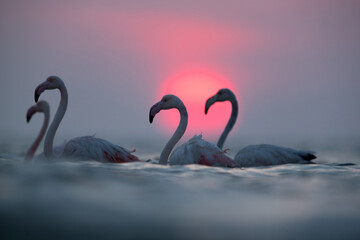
[1,143,360,240]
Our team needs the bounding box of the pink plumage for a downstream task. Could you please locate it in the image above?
[169,134,238,167]
[149,95,236,168]
[62,136,140,163]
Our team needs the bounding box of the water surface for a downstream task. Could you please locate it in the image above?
[0,143,360,240]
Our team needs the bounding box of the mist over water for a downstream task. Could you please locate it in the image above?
[1,140,360,240]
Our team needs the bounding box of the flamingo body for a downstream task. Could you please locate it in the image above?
[169,134,238,167]
[149,95,235,168]
[234,144,315,167]
[205,88,316,167]
[62,136,139,163]
[34,76,140,163]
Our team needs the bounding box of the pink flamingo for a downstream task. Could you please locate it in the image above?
[24,101,50,162]
[205,88,316,167]
[34,76,140,163]
[149,94,238,167]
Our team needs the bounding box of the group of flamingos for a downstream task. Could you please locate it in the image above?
[25,76,316,168]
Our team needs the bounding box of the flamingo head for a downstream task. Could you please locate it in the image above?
[26,100,50,123]
[35,76,63,102]
[205,88,233,114]
[149,95,183,123]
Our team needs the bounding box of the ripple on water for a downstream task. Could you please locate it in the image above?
[0,152,360,239]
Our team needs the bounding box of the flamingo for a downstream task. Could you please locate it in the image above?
[34,76,140,163]
[149,94,238,167]
[24,101,50,162]
[205,88,316,167]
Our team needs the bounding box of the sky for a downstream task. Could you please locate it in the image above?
[0,0,359,152]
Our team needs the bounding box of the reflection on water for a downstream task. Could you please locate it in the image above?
[0,144,360,240]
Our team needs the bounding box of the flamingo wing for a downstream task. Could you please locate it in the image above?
[62,136,140,163]
[235,144,316,167]
[169,134,238,167]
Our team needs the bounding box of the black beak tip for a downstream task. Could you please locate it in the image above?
[26,115,31,123]
[34,92,39,103]
[149,114,154,124]
[205,107,209,115]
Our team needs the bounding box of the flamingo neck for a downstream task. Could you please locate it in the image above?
[44,83,68,159]
[24,111,50,162]
[217,92,238,149]
[159,104,188,165]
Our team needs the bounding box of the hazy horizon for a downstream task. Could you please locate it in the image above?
[1,0,359,152]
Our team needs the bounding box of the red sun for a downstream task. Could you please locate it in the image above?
[158,69,239,137]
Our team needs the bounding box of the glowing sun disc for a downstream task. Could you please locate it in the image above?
[157,69,239,137]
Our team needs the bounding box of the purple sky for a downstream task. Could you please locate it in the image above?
[0,0,359,151]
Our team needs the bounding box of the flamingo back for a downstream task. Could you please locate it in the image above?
[169,134,238,168]
[235,144,316,167]
[62,136,140,163]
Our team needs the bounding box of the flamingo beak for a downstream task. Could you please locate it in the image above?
[205,96,216,114]
[34,81,50,102]
[149,101,164,123]
[26,106,37,123]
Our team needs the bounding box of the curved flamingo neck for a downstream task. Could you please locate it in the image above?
[25,110,50,162]
[44,82,68,159]
[217,92,238,149]
[160,104,188,165]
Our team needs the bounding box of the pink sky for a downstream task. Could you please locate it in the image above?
[0,0,359,149]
